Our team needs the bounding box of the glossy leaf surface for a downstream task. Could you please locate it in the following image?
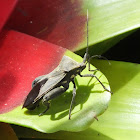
[13,60,140,140]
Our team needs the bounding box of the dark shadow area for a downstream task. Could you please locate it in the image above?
[103,29,140,63]
[12,124,114,140]
[24,83,95,120]
[76,29,134,57]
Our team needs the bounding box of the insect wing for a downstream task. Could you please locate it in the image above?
[33,70,66,103]
[23,77,47,108]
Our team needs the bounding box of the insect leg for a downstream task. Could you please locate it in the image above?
[69,80,76,120]
[88,56,102,72]
[39,102,50,116]
[80,74,113,94]
[88,55,110,72]
[39,86,68,116]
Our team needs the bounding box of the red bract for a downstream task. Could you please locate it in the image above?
[0,0,17,31]
[0,1,86,114]
[6,0,86,50]
[0,30,65,113]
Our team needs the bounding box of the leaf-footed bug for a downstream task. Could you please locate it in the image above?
[22,10,112,119]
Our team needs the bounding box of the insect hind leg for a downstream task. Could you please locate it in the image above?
[87,55,110,72]
[39,86,68,116]
[39,102,50,116]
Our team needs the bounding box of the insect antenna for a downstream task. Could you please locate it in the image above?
[83,9,89,63]
[86,9,89,58]
[85,10,111,66]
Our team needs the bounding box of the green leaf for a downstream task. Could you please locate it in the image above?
[0,51,111,133]
[92,60,140,140]
[76,0,140,54]
[13,60,140,140]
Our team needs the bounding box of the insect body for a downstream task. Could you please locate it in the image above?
[22,10,112,119]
